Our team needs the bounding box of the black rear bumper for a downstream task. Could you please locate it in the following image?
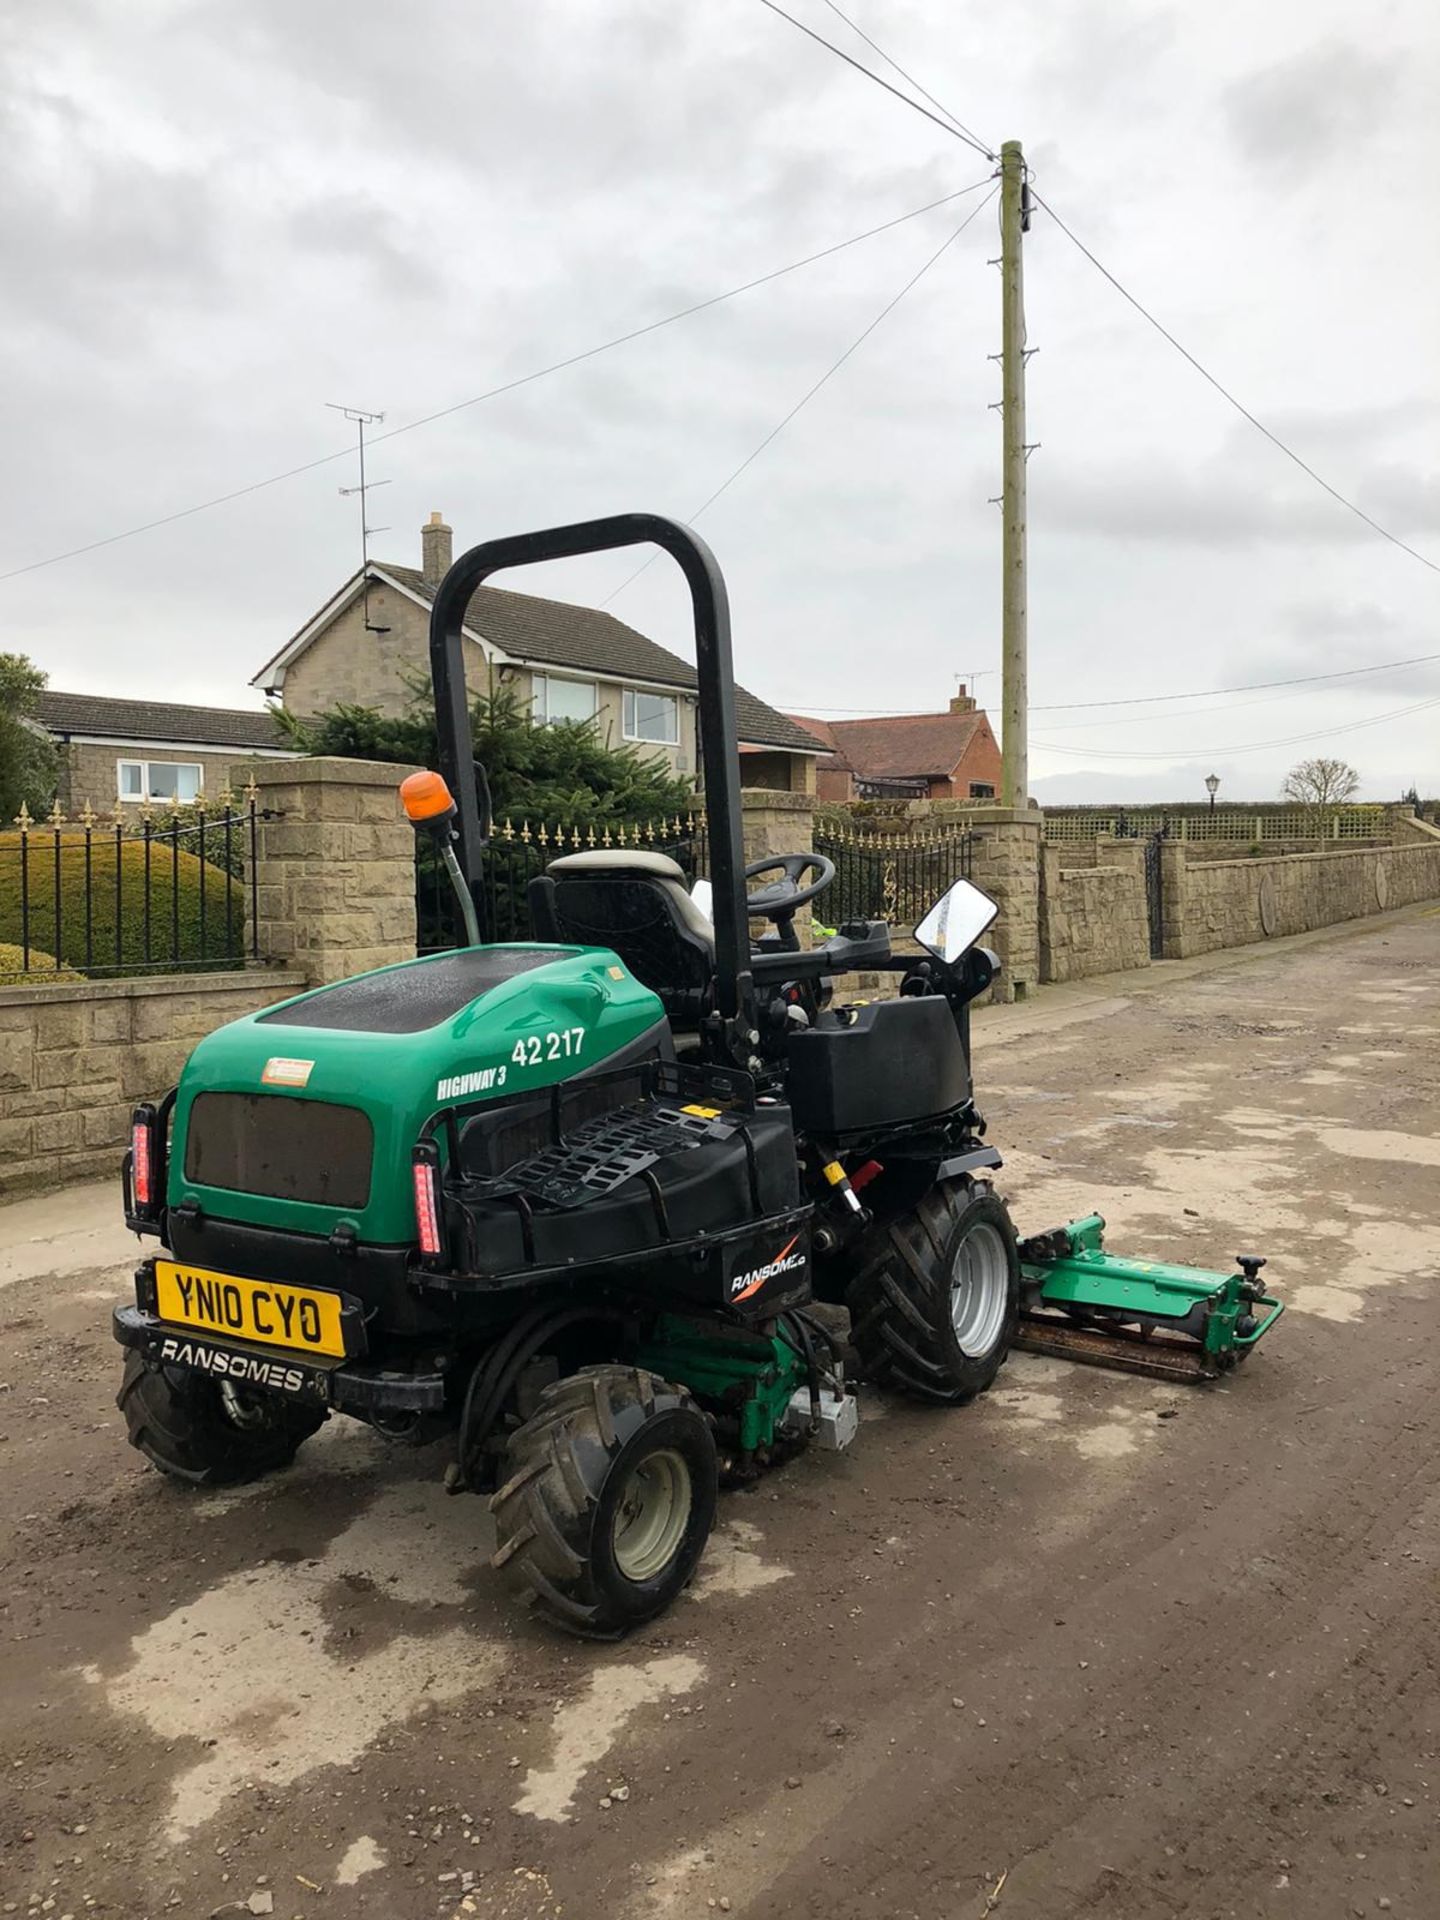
[112,1305,447,1415]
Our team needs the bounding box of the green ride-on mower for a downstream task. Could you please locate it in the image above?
[112,513,1282,1636]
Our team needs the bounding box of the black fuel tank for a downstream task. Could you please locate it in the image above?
[784,996,970,1135]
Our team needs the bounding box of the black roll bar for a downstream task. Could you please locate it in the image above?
[427,512,756,1037]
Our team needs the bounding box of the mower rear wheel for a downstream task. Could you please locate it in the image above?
[847,1178,1019,1404]
[490,1365,717,1637]
[117,1351,326,1486]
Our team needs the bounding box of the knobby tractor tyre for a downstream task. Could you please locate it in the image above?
[491,1365,718,1637]
[846,1178,1019,1404]
[117,1351,326,1486]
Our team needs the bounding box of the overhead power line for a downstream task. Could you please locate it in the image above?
[1029,191,1440,579]
[816,0,995,155]
[1030,649,1440,710]
[775,644,1440,716]
[756,0,994,159]
[0,178,994,585]
[758,2,1440,579]
[1033,691,1440,760]
[600,188,999,606]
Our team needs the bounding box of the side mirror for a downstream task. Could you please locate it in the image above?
[915,877,999,965]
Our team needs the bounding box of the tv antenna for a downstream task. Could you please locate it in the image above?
[327,402,392,634]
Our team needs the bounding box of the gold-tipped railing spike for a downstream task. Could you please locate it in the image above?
[242,775,260,805]
[79,802,98,829]
[214,784,236,815]
[13,801,33,831]
[47,798,67,829]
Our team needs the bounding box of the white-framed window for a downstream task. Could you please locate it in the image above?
[117,758,204,803]
[623,687,680,746]
[531,675,598,726]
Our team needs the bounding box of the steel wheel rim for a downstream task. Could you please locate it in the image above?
[950,1221,1010,1358]
[612,1448,692,1582]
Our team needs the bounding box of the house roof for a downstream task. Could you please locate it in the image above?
[789,710,987,780]
[384,566,822,756]
[256,563,821,755]
[35,690,292,751]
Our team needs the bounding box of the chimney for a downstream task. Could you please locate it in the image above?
[422,511,453,589]
[949,682,977,715]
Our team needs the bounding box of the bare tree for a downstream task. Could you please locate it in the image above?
[1280,756,1361,839]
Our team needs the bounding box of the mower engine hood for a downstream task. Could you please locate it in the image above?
[166,943,666,1244]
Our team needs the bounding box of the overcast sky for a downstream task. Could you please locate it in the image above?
[2,0,1436,800]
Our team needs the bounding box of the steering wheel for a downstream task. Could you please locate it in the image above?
[744,851,836,924]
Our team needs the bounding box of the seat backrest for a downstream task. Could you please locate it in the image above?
[539,852,716,1025]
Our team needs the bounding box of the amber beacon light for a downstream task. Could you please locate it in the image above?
[400,769,456,825]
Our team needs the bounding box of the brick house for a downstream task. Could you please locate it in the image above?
[35,691,298,816]
[789,688,1002,804]
[252,514,822,792]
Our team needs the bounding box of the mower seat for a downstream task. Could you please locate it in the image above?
[529,851,716,1027]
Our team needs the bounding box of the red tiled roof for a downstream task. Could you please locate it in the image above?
[788,710,985,780]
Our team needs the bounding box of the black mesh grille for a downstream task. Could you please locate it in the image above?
[258,948,572,1035]
[184,1093,373,1208]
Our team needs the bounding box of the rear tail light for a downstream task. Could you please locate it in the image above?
[412,1149,444,1259]
[131,1110,155,1210]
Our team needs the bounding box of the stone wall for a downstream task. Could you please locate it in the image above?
[0,968,306,1198]
[1392,811,1440,848]
[1039,843,1150,983]
[1165,840,1440,958]
[277,577,459,719]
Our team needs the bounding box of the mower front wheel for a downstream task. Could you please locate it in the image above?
[847,1177,1019,1404]
[118,1352,327,1486]
[490,1365,718,1637]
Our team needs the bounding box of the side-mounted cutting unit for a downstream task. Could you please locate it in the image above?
[111,511,1282,1638]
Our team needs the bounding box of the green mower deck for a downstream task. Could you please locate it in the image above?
[1015,1215,1283,1384]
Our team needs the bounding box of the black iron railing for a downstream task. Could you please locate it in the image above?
[1,791,260,979]
[417,812,709,953]
[813,816,974,930]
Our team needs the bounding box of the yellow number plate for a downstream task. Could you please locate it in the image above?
[154,1261,348,1358]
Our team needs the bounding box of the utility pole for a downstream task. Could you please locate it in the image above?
[998,139,1029,809]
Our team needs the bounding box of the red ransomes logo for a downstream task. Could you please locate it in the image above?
[729,1235,806,1302]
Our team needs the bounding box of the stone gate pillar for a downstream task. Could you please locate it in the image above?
[238,757,420,986]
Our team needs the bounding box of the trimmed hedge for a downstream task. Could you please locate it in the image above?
[0,831,245,974]
[0,941,84,985]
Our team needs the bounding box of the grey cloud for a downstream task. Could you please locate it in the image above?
[1223,43,1397,182]
[1035,444,1440,549]
[286,193,442,294]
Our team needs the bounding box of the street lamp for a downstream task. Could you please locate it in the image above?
[1205,772,1220,812]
